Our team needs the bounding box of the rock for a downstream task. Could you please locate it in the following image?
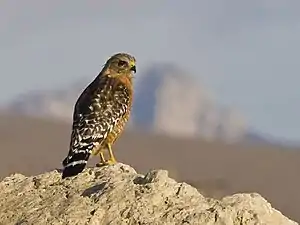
[0,163,297,225]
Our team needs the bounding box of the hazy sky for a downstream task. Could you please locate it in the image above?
[1,0,300,141]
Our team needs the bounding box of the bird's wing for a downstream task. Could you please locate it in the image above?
[62,77,130,169]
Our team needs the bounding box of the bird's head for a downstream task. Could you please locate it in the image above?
[103,53,136,79]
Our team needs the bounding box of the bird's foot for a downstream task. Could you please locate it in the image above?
[105,158,117,166]
[95,162,107,167]
[95,159,117,167]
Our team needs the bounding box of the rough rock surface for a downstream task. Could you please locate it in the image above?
[0,163,297,225]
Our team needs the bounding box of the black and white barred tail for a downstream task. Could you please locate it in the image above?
[62,148,92,179]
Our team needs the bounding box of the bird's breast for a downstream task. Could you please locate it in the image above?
[96,76,133,145]
[106,108,131,145]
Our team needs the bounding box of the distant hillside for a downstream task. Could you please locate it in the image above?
[3,63,273,144]
[133,64,249,142]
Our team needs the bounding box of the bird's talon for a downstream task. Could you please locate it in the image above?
[96,162,107,167]
[96,159,116,167]
[105,159,117,165]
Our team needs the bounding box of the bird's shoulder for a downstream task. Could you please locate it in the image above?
[72,76,131,123]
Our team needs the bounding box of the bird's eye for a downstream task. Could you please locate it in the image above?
[118,60,128,67]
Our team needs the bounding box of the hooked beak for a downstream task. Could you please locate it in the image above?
[130,65,136,73]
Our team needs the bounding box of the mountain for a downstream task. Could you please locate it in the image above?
[3,63,270,144]
[133,64,248,142]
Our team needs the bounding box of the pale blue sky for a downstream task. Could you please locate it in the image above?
[1,0,300,141]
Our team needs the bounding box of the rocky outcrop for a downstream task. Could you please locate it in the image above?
[0,163,297,225]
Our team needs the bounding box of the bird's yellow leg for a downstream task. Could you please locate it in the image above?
[95,150,107,167]
[106,143,117,165]
[91,146,100,156]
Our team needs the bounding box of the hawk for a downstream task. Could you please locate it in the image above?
[61,53,136,179]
